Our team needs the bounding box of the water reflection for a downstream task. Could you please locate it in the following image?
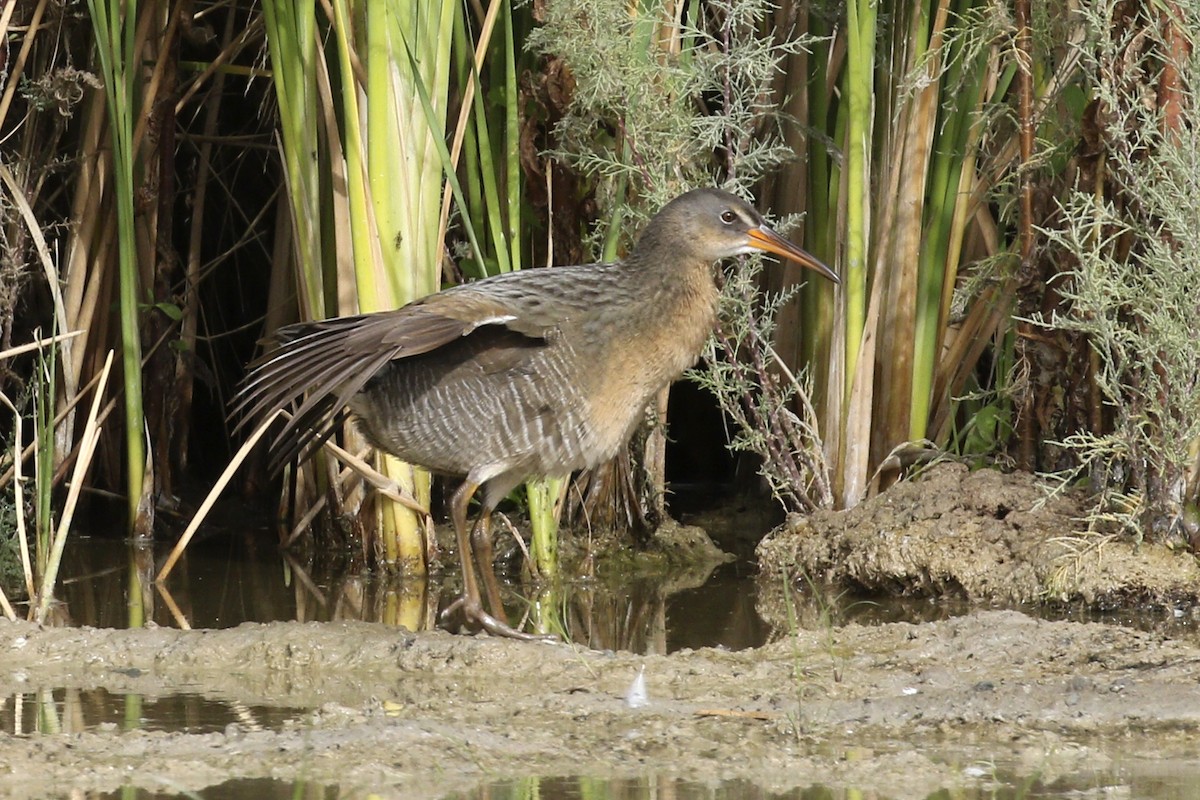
[0,686,300,735]
[91,779,343,799]
[18,531,1199,652]
[19,758,1200,800]
[455,776,817,799]
[44,534,781,652]
[64,763,1200,800]
[457,766,1200,799]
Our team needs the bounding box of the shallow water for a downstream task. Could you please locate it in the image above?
[46,533,1200,649]
[47,533,794,649]
[2,686,303,736]
[66,761,1200,799]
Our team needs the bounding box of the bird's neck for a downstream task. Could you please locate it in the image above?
[619,245,721,343]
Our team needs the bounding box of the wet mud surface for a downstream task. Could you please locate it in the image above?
[3,465,1200,798]
[3,609,1200,798]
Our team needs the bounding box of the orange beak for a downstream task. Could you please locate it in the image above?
[747,227,840,285]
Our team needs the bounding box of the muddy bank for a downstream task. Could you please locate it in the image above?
[758,463,1200,605]
[2,609,1200,798]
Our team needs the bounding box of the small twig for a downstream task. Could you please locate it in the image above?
[495,511,533,571]
[0,330,84,362]
[286,490,328,549]
[156,409,283,583]
[154,582,191,630]
[319,438,428,513]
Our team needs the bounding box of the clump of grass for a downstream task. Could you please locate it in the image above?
[690,261,832,513]
[1030,0,1200,545]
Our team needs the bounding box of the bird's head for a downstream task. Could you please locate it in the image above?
[643,188,840,284]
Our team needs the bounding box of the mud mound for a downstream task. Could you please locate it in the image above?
[758,463,1200,605]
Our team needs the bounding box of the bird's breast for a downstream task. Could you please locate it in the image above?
[572,273,721,460]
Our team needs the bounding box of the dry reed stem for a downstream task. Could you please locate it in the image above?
[314,54,360,318]
[0,331,84,363]
[0,0,48,128]
[55,92,110,471]
[280,551,329,608]
[173,18,266,114]
[285,491,328,548]
[841,259,884,506]
[438,0,504,246]
[0,389,32,606]
[495,511,532,569]
[873,1,948,463]
[928,281,1010,440]
[61,93,109,389]
[155,409,283,583]
[320,438,428,513]
[35,350,112,623]
[127,0,164,156]
[154,582,191,630]
[0,582,14,621]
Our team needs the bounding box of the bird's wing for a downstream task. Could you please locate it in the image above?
[397,289,555,346]
[232,293,554,471]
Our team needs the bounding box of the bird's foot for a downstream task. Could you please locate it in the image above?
[440,595,558,643]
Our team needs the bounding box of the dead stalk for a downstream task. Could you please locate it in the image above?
[156,409,284,583]
[35,351,113,623]
[0,389,31,609]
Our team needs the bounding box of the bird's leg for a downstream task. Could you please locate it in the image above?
[448,479,482,607]
[440,481,554,642]
[470,508,509,625]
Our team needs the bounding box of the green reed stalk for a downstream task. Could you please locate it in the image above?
[502,0,521,272]
[466,42,513,274]
[87,0,144,528]
[832,0,879,505]
[842,0,876,394]
[801,5,836,369]
[260,1,323,315]
[527,477,563,581]
[910,2,987,439]
[333,0,383,309]
[358,2,459,571]
[33,342,55,577]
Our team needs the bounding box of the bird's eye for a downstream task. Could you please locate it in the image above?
[720,210,737,225]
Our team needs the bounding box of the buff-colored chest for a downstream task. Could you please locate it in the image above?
[576,268,721,459]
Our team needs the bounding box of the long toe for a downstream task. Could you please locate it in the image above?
[439,594,558,642]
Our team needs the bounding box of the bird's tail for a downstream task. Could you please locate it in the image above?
[231,315,398,473]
